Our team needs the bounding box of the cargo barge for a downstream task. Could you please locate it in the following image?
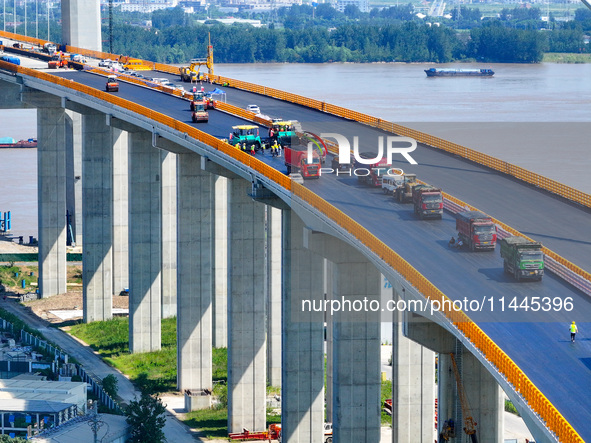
[425,68,494,77]
[0,138,37,148]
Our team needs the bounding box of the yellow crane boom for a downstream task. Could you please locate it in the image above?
[450,353,478,443]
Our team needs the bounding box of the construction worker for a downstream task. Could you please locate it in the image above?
[570,321,578,343]
[250,144,255,156]
[236,142,241,151]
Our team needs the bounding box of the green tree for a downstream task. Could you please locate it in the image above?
[125,391,167,443]
[0,436,27,442]
[102,374,119,399]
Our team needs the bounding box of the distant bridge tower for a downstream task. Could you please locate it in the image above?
[61,0,102,52]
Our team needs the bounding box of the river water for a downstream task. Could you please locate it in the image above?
[0,62,589,238]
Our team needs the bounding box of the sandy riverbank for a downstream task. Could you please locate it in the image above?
[0,235,38,253]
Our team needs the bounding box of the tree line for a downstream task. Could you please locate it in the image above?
[109,12,588,65]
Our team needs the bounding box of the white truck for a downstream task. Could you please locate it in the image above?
[43,42,56,55]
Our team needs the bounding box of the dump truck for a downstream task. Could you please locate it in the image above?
[191,102,209,123]
[394,173,417,202]
[354,153,390,187]
[285,145,321,178]
[412,185,443,219]
[105,75,119,92]
[500,236,544,281]
[228,125,262,151]
[456,211,497,251]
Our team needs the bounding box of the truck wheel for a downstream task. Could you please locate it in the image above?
[514,268,520,282]
[325,438,332,443]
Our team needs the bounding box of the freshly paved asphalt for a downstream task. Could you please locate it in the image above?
[50,69,591,440]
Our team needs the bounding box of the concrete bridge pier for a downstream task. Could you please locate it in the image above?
[111,129,129,296]
[128,129,162,352]
[212,176,228,348]
[176,152,213,394]
[161,151,177,320]
[81,111,118,322]
[227,178,267,433]
[36,99,68,297]
[305,230,381,443]
[65,110,83,247]
[406,319,504,443]
[390,281,436,443]
[267,206,282,388]
[280,211,324,443]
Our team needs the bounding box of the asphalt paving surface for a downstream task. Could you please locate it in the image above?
[49,69,591,441]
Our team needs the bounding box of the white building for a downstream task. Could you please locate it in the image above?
[332,0,369,13]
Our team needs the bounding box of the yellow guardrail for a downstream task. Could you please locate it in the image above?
[0,55,584,442]
[0,30,50,47]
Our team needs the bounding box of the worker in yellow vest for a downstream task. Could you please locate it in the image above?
[570,321,578,343]
[250,144,255,156]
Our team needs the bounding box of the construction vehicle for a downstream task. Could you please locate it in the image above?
[500,236,544,281]
[190,91,208,111]
[382,175,403,194]
[354,152,390,187]
[268,121,296,146]
[229,125,262,151]
[449,353,478,443]
[180,34,215,82]
[331,155,352,173]
[191,102,209,123]
[42,42,56,54]
[105,75,119,92]
[229,423,281,441]
[455,211,497,251]
[285,145,321,178]
[48,53,67,69]
[122,58,150,71]
[394,173,418,202]
[203,91,216,109]
[301,131,327,164]
[412,185,443,219]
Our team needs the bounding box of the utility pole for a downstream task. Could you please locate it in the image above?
[87,401,105,443]
[109,0,113,54]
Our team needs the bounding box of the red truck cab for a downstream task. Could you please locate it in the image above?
[285,146,320,178]
[455,211,497,251]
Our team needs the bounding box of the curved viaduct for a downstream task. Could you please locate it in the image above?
[0,38,590,443]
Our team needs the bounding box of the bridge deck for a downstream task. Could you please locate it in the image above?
[51,70,591,440]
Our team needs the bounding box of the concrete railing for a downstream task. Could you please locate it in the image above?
[0,57,584,442]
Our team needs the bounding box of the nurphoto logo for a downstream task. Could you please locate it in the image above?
[306,133,419,176]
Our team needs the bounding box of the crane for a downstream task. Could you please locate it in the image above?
[450,353,478,443]
[179,33,214,82]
